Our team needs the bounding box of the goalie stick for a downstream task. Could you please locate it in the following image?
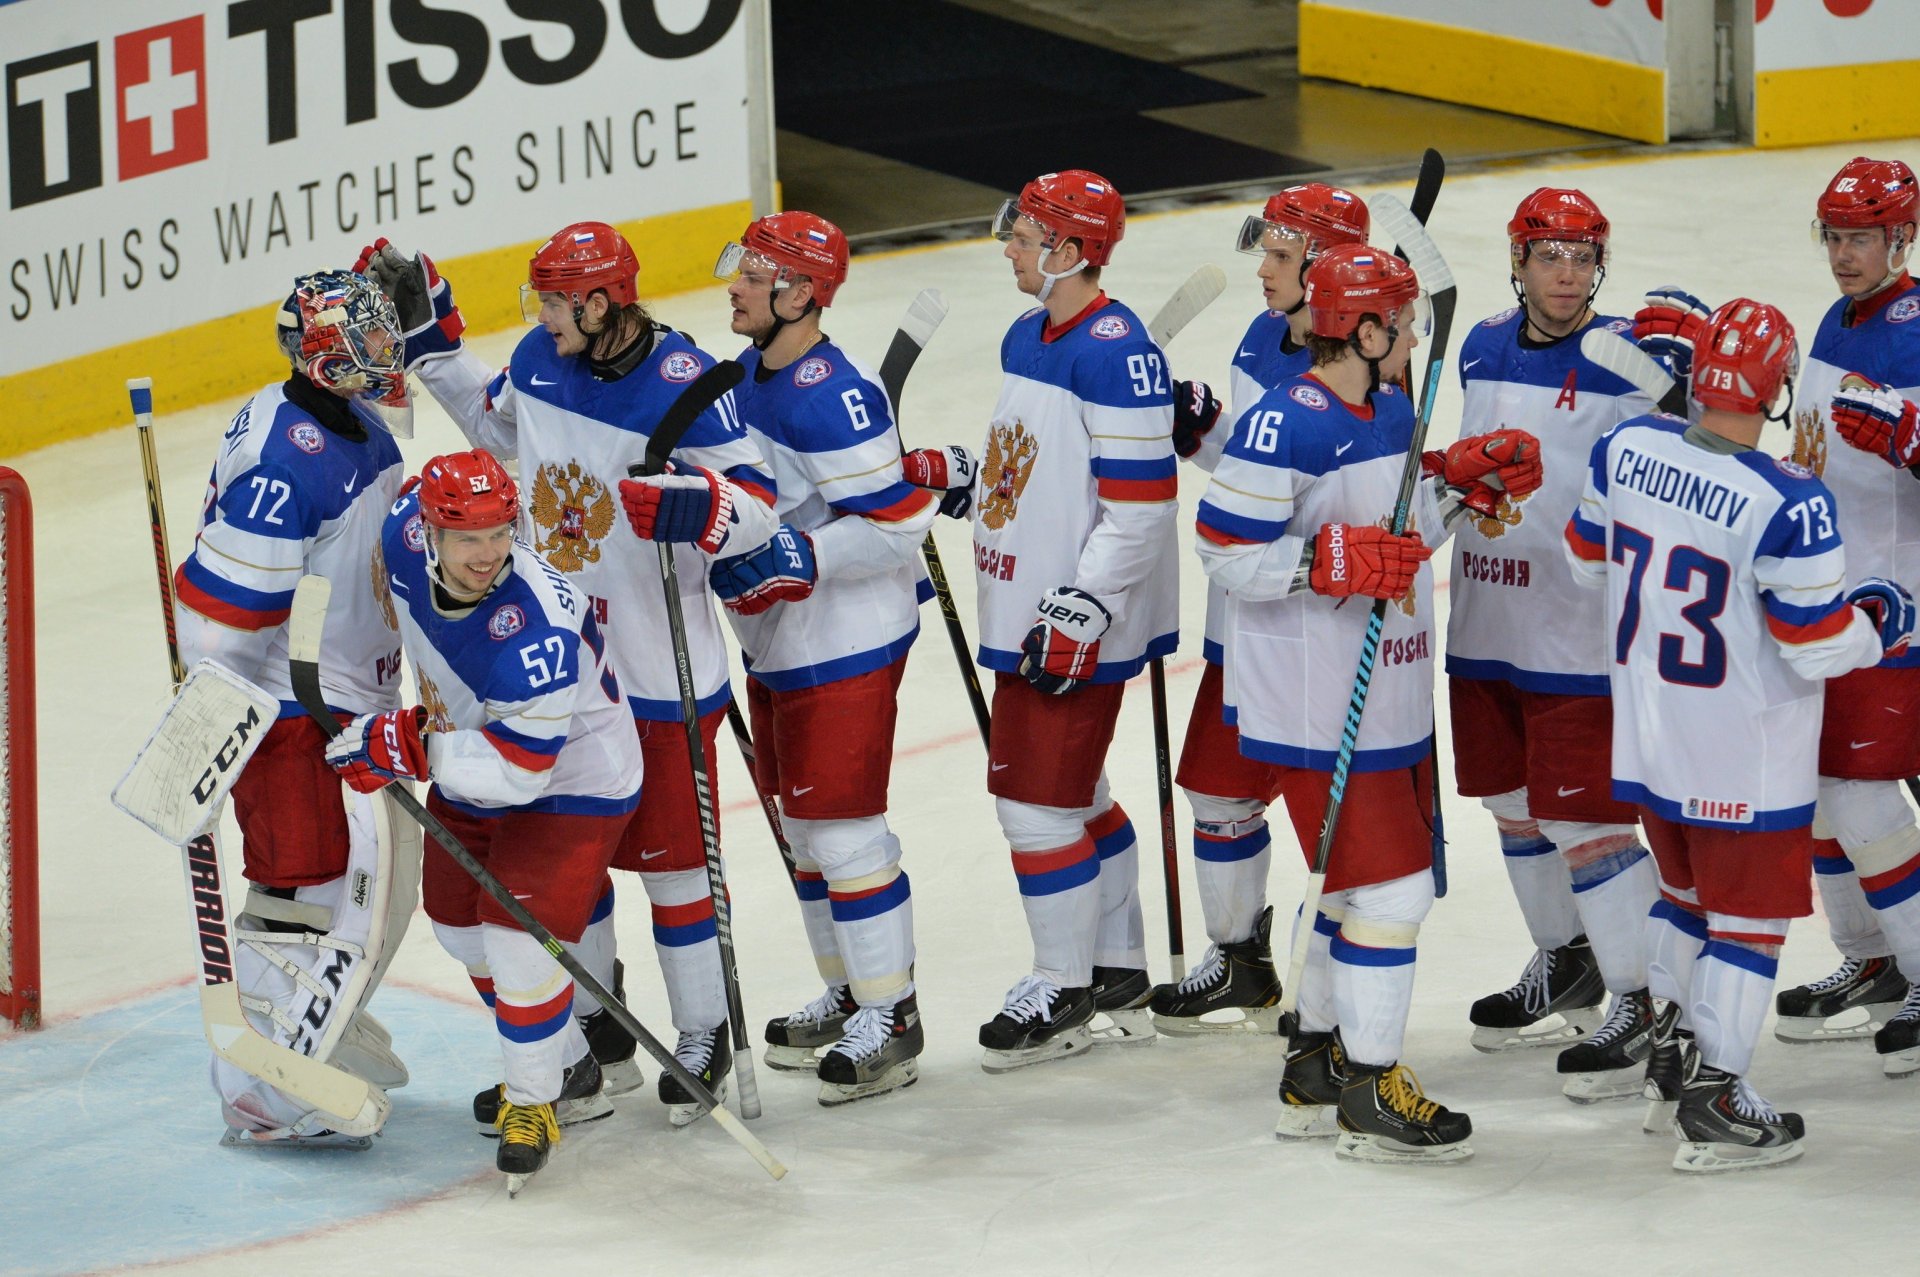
[1278,197,1457,1015]
[125,376,388,1132]
[288,573,787,1179]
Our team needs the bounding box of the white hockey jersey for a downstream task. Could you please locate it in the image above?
[1196,374,1450,772]
[414,328,775,721]
[1566,416,1882,830]
[175,380,405,719]
[974,296,1180,680]
[382,490,641,818]
[1447,308,1655,694]
[1790,278,1920,672]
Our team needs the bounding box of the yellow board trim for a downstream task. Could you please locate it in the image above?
[1299,3,1666,146]
[0,199,754,459]
[1756,60,1920,150]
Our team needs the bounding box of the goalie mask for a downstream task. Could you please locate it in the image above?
[277,271,414,437]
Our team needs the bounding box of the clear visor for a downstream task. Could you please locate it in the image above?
[1235,216,1306,257]
[992,201,1055,250]
[1528,240,1602,271]
[518,282,549,324]
[1394,291,1433,339]
[713,243,792,290]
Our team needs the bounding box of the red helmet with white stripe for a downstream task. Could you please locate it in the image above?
[992,170,1126,265]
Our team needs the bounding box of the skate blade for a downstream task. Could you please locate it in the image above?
[763,1044,824,1072]
[1089,1007,1158,1046]
[1642,1098,1678,1135]
[1153,1005,1284,1037]
[1774,1005,1896,1043]
[1272,1103,1339,1140]
[981,1026,1094,1075]
[818,1059,920,1106]
[1881,1046,1920,1077]
[1334,1131,1473,1165]
[667,1076,730,1128]
[221,1128,373,1151]
[1672,1138,1804,1173]
[1470,1006,1601,1054]
[506,1171,535,1198]
[478,1092,615,1137]
[599,1058,647,1097]
[1562,1065,1648,1104]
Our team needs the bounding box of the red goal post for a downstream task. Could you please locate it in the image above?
[0,467,38,1029]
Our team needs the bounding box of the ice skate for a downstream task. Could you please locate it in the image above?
[659,1022,732,1127]
[1671,1064,1804,1173]
[496,1099,561,1197]
[1773,955,1906,1043]
[580,959,644,1095]
[1873,981,1920,1077]
[475,1050,612,1135]
[218,1103,376,1151]
[1335,1062,1473,1164]
[1641,999,1694,1135]
[1557,988,1654,1103]
[817,994,924,1105]
[1468,937,1604,1052]
[1273,1028,1345,1140]
[1089,966,1156,1045]
[1149,906,1283,1036]
[979,975,1094,1073]
[764,985,859,1072]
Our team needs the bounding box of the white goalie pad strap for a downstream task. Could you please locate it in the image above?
[243,888,333,932]
[112,660,278,845]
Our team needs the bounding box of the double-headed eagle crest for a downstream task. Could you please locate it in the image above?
[980,420,1039,530]
[370,541,398,631]
[531,460,614,573]
[416,669,453,735]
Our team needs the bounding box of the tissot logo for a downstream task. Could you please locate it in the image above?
[115,18,208,181]
[6,44,101,209]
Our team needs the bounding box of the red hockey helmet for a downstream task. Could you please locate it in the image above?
[417,450,520,530]
[1814,157,1919,234]
[523,221,640,321]
[1508,188,1610,268]
[715,211,850,306]
[1303,244,1423,341]
[1236,183,1369,259]
[991,170,1125,266]
[1691,298,1798,417]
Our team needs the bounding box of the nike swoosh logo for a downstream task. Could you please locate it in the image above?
[1238,348,1254,359]
[991,763,1009,772]
[791,785,815,796]
[1463,358,1483,372]
[638,848,670,861]
[1334,441,1354,456]
[531,374,557,386]
[1557,785,1584,797]
[1851,740,1878,749]
[343,475,356,494]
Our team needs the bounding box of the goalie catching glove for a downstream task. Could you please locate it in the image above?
[1308,523,1431,600]
[1847,576,1917,657]
[326,707,430,793]
[1019,587,1111,695]
[352,239,465,369]
[619,462,736,555]
[901,445,978,519]
[1831,375,1920,469]
[708,524,817,615]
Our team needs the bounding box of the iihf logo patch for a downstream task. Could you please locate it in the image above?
[488,604,527,639]
[1605,318,1632,334]
[288,423,326,454]
[1890,296,1920,324]
[403,514,427,553]
[1776,458,1815,479]
[1090,315,1131,340]
[793,356,832,387]
[660,352,703,382]
[1289,383,1329,410]
[1483,306,1519,327]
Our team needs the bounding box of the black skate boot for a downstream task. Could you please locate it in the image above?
[579,959,644,1095]
[1774,955,1907,1043]
[496,1099,561,1197]
[1090,965,1156,1045]
[1335,1061,1473,1164]
[979,975,1095,1074]
[1468,936,1605,1052]
[1273,1028,1346,1140]
[1671,1061,1804,1173]
[1149,905,1284,1036]
[1641,998,1695,1134]
[1872,981,1920,1077]
[658,1022,732,1127]
[763,984,859,1072]
[1557,988,1655,1103]
[817,993,925,1105]
[474,1049,613,1135]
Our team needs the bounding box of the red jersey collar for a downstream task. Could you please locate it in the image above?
[1847,271,1915,325]
[1041,292,1111,343]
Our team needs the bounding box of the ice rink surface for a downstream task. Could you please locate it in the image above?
[7,142,1920,1275]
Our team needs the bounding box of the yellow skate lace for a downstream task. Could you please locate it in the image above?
[1379,1065,1440,1124]
[495,1100,562,1149]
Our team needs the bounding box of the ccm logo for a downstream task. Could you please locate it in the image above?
[189,704,262,804]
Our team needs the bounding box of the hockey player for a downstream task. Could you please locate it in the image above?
[1147,184,1372,1035]
[1448,189,1662,1098]
[1564,298,1912,1171]
[905,170,1175,1070]
[328,448,643,1191]
[698,211,936,1104]
[359,223,778,1124]
[1765,156,1920,1072]
[1197,243,1543,1163]
[175,269,414,1145]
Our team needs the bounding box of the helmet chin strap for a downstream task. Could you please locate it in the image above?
[1509,252,1606,341]
[1035,250,1088,306]
[1766,378,1797,427]
[1345,320,1397,396]
[754,284,816,351]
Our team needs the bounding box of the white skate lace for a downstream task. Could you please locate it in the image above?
[1892,980,1920,1024]
[1727,1077,1782,1123]
[1174,946,1227,994]
[824,1006,889,1063]
[1001,973,1061,1025]
[782,986,849,1028]
[1515,949,1554,1018]
[1804,957,1869,994]
[1586,993,1645,1047]
[674,1027,717,1071]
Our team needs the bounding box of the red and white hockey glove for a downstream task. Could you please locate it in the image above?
[353,239,465,368]
[1308,523,1431,600]
[1436,430,1545,503]
[707,524,818,615]
[1632,285,1711,383]
[325,707,429,794]
[1831,375,1920,469]
[619,463,735,554]
[1019,587,1112,695]
[1172,379,1223,459]
[901,445,978,519]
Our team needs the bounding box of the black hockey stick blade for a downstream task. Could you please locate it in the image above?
[632,359,746,478]
[879,289,949,411]
[1409,149,1445,227]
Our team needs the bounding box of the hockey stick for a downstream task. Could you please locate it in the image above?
[1578,327,1677,407]
[125,377,388,1130]
[287,575,786,1178]
[726,701,800,885]
[1140,264,1230,981]
[1278,197,1457,1015]
[880,289,991,747]
[626,359,767,1120]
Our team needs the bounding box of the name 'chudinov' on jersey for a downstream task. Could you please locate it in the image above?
[974,297,1180,678]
